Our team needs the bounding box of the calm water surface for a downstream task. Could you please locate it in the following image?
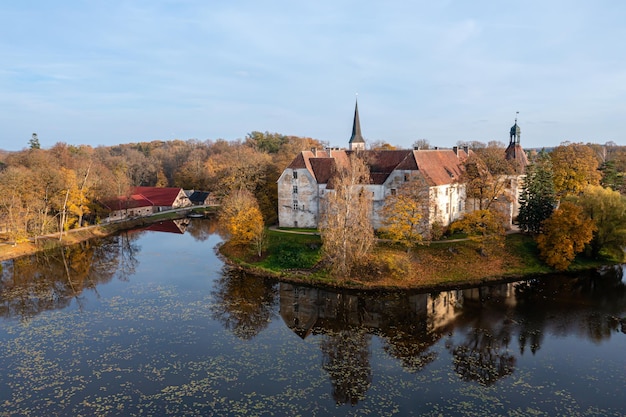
[0,219,625,416]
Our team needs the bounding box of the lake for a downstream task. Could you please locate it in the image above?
[1,219,625,416]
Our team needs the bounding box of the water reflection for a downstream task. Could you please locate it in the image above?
[0,238,122,320]
[0,219,212,321]
[1,221,625,412]
[210,268,278,340]
[278,266,626,399]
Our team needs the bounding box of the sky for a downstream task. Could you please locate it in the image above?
[1,1,625,151]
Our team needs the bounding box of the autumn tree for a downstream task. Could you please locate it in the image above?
[572,185,626,261]
[0,166,34,242]
[379,176,429,248]
[535,201,595,270]
[449,209,506,254]
[462,152,513,211]
[319,155,375,276]
[517,151,557,233]
[550,142,601,197]
[218,189,265,255]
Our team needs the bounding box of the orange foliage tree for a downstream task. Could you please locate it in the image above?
[535,201,595,270]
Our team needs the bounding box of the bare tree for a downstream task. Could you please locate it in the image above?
[319,155,375,276]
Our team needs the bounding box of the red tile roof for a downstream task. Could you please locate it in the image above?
[287,148,467,187]
[132,187,183,206]
[101,194,154,211]
[413,149,467,186]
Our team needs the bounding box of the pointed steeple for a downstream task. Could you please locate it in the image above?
[349,98,365,151]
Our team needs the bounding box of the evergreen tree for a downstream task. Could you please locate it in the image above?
[600,159,625,192]
[518,151,557,233]
[29,133,41,149]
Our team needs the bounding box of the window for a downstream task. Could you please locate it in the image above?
[293,200,298,210]
[293,171,298,179]
[293,185,298,194]
[294,221,298,228]
[446,203,450,214]
[390,189,397,196]
[404,174,409,182]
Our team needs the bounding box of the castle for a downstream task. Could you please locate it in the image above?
[277,102,527,234]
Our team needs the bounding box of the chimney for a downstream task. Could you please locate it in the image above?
[463,145,469,154]
[311,148,317,157]
[453,146,458,155]
[413,146,420,151]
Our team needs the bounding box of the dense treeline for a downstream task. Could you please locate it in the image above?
[0,132,325,243]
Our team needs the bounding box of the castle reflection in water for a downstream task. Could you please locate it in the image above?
[279,282,519,340]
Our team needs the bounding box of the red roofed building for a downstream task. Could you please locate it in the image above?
[278,102,528,234]
[278,146,469,231]
[102,187,191,222]
[277,102,471,233]
[132,187,191,211]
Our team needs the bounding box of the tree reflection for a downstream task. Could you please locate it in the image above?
[378,295,443,373]
[447,328,516,386]
[210,268,277,340]
[382,330,438,373]
[116,231,140,281]
[320,328,372,405]
[0,237,126,320]
[185,218,219,242]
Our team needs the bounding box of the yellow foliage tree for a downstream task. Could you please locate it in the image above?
[379,177,429,248]
[449,209,506,253]
[219,189,265,254]
[535,201,595,270]
[572,185,626,261]
[550,142,601,197]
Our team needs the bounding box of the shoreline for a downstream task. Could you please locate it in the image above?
[0,212,190,263]
[216,244,575,293]
[3,216,613,294]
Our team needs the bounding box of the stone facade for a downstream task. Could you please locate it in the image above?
[277,104,528,233]
[277,148,470,232]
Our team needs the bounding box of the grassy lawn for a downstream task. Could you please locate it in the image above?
[221,229,577,289]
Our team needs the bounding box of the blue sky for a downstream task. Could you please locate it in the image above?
[1,1,625,151]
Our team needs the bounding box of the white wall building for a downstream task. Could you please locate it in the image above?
[277,103,527,234]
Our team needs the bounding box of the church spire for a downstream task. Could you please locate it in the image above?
[349,97,365,151]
